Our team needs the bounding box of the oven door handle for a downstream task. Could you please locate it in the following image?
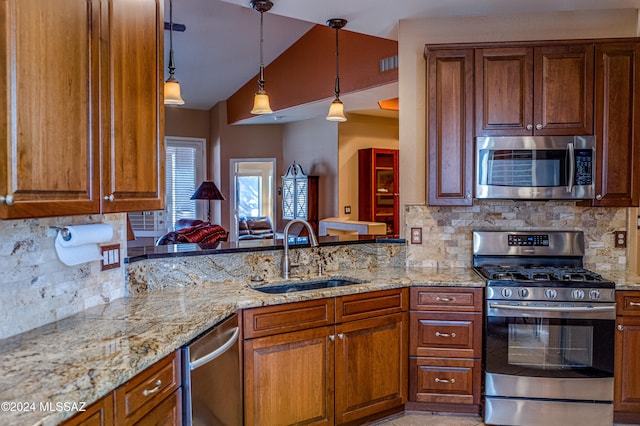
[567,142,575,193]
[489,303,616,319]
[489,303,615,313]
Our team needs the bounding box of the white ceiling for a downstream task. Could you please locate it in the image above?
[165,0,640,118]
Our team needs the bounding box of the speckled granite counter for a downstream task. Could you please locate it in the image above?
[0,265,483,426]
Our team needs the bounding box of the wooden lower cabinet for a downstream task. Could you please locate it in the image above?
[243,288,408,425]
[61,394,114,426]
[615,291,640,423]
[408,287,483,414]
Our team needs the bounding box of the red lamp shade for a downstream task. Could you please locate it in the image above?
[191,181,225,223]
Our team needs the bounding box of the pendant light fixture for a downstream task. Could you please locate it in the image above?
[164,0,185,105]
[250,0,274,115]
[326,18,347,122]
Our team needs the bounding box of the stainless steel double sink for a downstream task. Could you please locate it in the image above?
[252,277,366,294]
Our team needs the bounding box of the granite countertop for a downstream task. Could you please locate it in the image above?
[0,266,483,426]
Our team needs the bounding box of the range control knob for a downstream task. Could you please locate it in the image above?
[518,288,529,298]
[544,288,558,299]
[572,289,585,300]
[501,288,513,298]
[589,289,601,300]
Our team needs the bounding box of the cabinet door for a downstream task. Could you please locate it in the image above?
[426,49,474,205]
[101,0,164,212]
[475,47,533,136]
[334,312,407,424]
[410,311,482,358]
[0,0,101,219]
[244,326,334,426]
[615,315,640,417]
[591,43,640,207]
[534,44,594,135]
[409,357,481,406]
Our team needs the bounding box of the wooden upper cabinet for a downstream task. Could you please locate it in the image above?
[426,48,474,206]
[101,0,164,213]
[590,43,640,207]
[0,0,101,219]
[0,0,163,219]
[476,44,594,136]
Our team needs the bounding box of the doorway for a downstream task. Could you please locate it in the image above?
[229,158,276,241]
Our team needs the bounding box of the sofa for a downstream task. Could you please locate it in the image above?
[156,219,228,246]
[238,216,275,240]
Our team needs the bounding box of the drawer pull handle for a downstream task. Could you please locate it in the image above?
[436,296,456,303]
[435,377,455,384]
[435,331,456,338]
[142,380,162,397]
[629,302,640,307]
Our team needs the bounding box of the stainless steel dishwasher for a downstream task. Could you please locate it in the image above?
[182,313,242,425]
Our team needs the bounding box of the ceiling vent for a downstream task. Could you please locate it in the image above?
[379,55,398,73]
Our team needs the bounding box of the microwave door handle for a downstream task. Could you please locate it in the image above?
[567,142,575,193]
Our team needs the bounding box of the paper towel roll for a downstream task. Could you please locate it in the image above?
[54,224,113,266]
[56,224,113,247]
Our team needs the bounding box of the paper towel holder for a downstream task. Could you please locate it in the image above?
[49,226,71,241]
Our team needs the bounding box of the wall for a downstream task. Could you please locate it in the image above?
[211,101,285,231]
[282,116,339,226]
[338,113,399,220]
[0,214,126,339]
[397,9,640,270]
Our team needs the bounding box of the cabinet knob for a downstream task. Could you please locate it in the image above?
[104,194,115,202]
[618,324,624,331]
[536,124,543,130]
[526,124,533,131]
[329,335,335,341]
[0,194,14,206]
[465,193,472,199]
[337,333,344,340]
[595,194,602,200]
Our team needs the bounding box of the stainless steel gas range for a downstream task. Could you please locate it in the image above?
[473,230,616,426]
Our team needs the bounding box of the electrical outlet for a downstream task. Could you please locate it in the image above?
[411,227,422,244]
[344,205,351,214]
[615,231,627,248]
[101,244,121,271]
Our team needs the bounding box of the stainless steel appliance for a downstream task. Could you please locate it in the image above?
[473,230,615,426]
[475,136,595,200]
[182,313,242,426]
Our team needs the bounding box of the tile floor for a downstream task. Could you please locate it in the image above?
[372,412,484,426]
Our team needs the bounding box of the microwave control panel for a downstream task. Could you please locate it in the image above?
[574,150,593,185]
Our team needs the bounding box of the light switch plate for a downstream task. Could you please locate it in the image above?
[411,227,422,244]
[101,244,121,271]
[344,205,351,214]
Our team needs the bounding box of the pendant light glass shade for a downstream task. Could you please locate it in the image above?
[250,1,273,115]
[326,19,347,122]
[164,0,185,105]
[251,90,272,114]
[326,98,346,122]
[164,78,185,105]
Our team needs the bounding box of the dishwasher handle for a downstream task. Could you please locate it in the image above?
[189,327,240,371]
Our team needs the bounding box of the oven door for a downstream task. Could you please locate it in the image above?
[485,301,615,401]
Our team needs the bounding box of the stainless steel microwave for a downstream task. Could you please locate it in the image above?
[475,136,595,200]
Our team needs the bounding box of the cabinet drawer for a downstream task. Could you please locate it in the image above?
[409,357,481,405]
[115,352,181,425]
[617,291,640,316]
[410,287,482,312]
[243,298,335,339]
[410,312,482,358]
[336,288,408,322]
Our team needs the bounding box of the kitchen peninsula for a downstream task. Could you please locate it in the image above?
[0,236,483,426]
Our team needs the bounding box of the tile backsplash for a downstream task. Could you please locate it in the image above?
[405,201,629,271]
[0,214,126,339]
